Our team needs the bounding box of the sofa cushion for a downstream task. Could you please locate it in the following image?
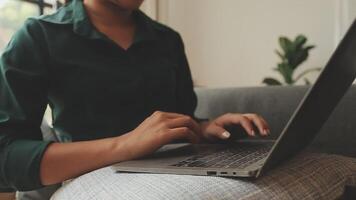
[51,153,356,200]
[195,85,356,157]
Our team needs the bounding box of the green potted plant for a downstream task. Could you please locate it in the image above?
[263,35,321,85]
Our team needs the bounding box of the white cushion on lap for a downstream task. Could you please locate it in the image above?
[51,153,356,200]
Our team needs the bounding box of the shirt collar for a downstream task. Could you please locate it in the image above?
[38,0,158,42]
[132,10,158,43]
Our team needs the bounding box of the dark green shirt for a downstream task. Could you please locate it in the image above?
[0,0,197,191]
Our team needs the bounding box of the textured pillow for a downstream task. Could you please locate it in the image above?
[51,153,356,200]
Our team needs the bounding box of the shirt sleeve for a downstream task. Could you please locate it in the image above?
[0,19,52,192]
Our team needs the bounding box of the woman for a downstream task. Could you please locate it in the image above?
[0,0,270,194]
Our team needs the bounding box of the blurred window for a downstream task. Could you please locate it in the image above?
[0,0,63,53]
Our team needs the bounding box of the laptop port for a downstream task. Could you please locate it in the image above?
[207,171,217,176]
[220,172,228,175]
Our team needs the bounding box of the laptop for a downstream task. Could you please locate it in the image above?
[112,19,356,178]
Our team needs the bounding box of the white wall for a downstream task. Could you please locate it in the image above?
[140,0,158,20]
[152,0,356,87]
[349,0,356,23]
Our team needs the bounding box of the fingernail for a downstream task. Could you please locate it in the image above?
[262,129,268,135]
[251,130,255,136]
[222,131,231,139]
[267,129,271,135]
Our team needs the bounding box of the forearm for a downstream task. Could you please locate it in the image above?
[40,134,129,186]
[39,113,210,186]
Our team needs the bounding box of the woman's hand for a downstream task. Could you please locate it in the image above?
[120,111,202,161]
[118,111,270,162]
[200,113,270,141]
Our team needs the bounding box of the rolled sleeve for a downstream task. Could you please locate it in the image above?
[1,137,52,191]
[0,19,51,191]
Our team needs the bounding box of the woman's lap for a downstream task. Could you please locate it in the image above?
[51,153,356,200]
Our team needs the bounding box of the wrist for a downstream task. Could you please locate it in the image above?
[110,133,132,163]
[199,121,210,132]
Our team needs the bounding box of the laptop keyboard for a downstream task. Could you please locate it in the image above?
[171,143,272,169]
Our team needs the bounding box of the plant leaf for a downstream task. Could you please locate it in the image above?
[275,50,284,61]
[304,78,311,85]
[279,37,293,55]
[263,78,282,86]
[289,50,309,69]
[295,35,307,50]
[276,63,294,84]
[289,43,315,69]
[304,45,315,51]
[294,67,322,82]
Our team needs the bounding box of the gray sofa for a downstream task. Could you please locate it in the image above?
[195,85,356,157]
[22,85,356,200]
